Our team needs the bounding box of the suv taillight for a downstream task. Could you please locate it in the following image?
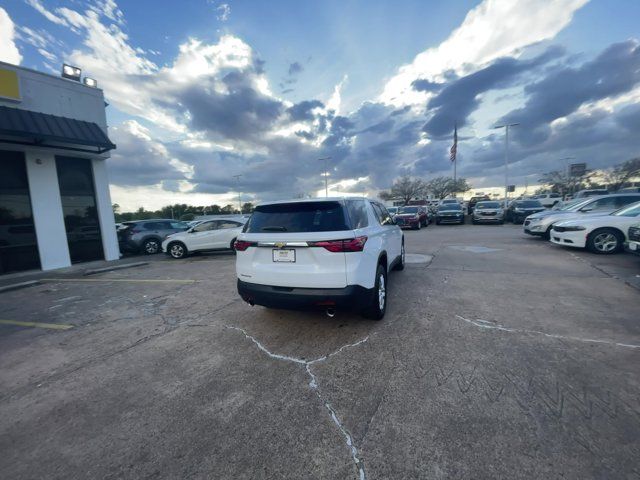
[311,236,367,252]
[234,240,255,251]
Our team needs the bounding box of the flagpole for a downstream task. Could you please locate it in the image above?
[452,122,457,198]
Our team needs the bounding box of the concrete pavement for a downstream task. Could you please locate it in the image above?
[0,224,638,479]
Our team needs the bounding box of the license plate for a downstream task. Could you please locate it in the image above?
[272,249,296,262]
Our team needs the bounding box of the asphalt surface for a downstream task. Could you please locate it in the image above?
[0,223,639,479]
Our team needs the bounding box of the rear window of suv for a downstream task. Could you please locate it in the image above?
[245,201,350,233]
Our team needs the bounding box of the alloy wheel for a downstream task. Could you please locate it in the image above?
[593,232,618,252]
[170,244,185,258]
[145,240,159,254]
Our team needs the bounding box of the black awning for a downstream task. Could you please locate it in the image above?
[0,105,116,154]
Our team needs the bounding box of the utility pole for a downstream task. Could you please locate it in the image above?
[233,174,242,213]
[494,123,519,208]
[317,157,331,197]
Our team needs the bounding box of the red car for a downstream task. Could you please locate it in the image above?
[394,206,429,230]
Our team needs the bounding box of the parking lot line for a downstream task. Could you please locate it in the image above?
[41,278,197,284]
[0,320,74,330]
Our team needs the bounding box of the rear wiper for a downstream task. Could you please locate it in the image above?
[261,226,287,231]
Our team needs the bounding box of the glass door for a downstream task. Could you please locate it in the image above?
[56,157,104,263]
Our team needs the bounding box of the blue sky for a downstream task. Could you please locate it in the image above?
[1,0,639,209]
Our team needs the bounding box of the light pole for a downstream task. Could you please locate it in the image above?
[494,123,519,208]
[232,174,242,213]
[318,157,331,197]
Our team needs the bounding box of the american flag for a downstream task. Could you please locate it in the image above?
[450,123,457,163]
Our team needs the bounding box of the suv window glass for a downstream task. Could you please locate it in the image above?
[193,221,217,232]
[170,221,187,229]
[518,200,543,208]
[346,200,369,229]
[378,204,394,225]
[245,202,349,233]
[615,195,640,208]
[218,221,242,229]
[586,197,618,211]
[613,202,640,217]
[144,222,161,230]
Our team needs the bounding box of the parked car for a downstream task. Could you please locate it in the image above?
[467,195,490,214]
[574,189,609,199]
[162,218,247,259]
[618,187,640,194]
[524,194,640,239]
[532,193,562,208]
[387,206,399,217]
[395,206,428,229]
[471,201,504,224]
[505,199,545,224]
[550,201,640,254]
[625,223,640,255]
[435,203,465,225]
[234,198,404,320]
[118,219,190,254]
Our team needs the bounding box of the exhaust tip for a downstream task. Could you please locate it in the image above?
[325,308,336,318]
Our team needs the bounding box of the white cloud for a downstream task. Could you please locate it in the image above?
[216,3,231,22]
[379,0,589,107]
[0,8,22,65]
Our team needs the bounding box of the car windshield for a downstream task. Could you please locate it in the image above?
[438,205,462,211]
[476,202,500,209]
[611,202,640,217]
[398,207,419,214]
[244,201,349,233]
[387,207,398,214]
[517,200,543,208]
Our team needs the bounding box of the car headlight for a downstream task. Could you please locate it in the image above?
[559,226,586,231]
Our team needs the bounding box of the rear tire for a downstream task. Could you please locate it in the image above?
[142,238,160,255]
[587,228,623,254]
[362,264,387,320]
[394,243,405,271]
[230,238,237,253]
[472,219,478,225]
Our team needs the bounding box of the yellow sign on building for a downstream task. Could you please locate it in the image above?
[0,68,21,101]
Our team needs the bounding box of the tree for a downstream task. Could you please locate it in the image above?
[241,202,255,213]
[378,176,427,205]
[112,203,120,214]
[221,204,238,214]
[539,169,593,197]
[602,158,640,191]
[424,177,471,199]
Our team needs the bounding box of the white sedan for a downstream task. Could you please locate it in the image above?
[550,201,640,254]
[162,218,246,259]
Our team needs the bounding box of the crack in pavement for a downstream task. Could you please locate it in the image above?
[226,325,368,480]
[454,315,640,349]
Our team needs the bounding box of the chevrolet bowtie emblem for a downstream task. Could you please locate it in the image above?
[275,242,286,248]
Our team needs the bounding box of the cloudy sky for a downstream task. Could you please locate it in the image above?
[1,0,640,210]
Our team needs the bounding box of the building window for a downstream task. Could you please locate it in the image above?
[56,157,103,263]
[0,150,41,274]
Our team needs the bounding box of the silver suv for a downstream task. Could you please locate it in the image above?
[118,219,189,254]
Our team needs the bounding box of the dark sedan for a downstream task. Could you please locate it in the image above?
[435,204,465,225]
[505,199,546,224]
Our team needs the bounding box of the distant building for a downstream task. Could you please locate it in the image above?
[0,61,118,274]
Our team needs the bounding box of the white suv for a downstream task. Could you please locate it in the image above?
[162,218,246,259]
[234,198,404,319]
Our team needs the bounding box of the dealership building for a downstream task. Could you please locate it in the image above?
[0,61,119,274]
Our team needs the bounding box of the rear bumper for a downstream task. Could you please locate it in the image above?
[237,279,373,311]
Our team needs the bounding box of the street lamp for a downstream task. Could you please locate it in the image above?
[233,174,242,213]
[494,123,519,208]
[318,157,331,198]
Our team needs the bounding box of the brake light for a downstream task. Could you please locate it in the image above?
[234,240,255,251]
[311,236,367,252]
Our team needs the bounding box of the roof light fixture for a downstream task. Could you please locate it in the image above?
[83,77,98,88]
[61,64,81,81]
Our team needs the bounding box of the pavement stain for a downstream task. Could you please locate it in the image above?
[226,325,369,480]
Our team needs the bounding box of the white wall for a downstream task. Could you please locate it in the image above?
[92,159,120,261]
[25,151,71,271]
